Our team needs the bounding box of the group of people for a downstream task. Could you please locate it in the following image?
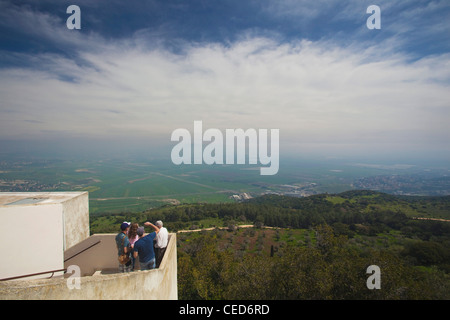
[115,220,168,273]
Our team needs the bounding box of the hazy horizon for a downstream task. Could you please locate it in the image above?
[1,138,449,169]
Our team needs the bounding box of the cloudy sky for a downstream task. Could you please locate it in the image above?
[0,0,449,161]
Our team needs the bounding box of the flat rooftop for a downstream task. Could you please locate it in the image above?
[0,192,87,207]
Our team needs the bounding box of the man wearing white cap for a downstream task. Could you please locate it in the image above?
[154,220,168,268]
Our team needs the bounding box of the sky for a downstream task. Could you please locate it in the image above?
[0,0,449,163]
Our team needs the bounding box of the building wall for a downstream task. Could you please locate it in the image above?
[0,204,65,281]
[64,234,117,276]
[61,192,89,250]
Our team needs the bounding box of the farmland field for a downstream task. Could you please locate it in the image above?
[1,154,449,214]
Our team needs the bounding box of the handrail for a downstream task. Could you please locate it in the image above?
[0,268,67,281]
[1,241,101,281]
[64,240,101,262]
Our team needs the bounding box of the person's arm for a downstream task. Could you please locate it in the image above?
[120,233,129,253]
[124,235,130,253]
[144,222,160,234]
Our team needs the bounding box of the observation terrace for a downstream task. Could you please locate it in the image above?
[0,192,177,300]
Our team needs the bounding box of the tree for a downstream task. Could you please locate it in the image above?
[403,241,449,266]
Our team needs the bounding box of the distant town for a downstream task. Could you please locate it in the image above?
[0,178,61,192]
[353,173,450,196]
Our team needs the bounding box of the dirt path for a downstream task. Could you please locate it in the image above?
[412,217,450,222]
[177,224,277,233]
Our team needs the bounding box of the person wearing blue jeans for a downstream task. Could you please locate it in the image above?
[139,258,155,270]
[133,222,160,271]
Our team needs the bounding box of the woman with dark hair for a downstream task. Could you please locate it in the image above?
[128,223,139,271]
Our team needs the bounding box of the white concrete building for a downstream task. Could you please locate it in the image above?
[0,192,89,281]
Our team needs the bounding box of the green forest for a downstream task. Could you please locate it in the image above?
[90,190,450,299]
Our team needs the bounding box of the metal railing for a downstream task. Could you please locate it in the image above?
[1,240,101,281]
[64,240,101,262]
[0,269,67,281]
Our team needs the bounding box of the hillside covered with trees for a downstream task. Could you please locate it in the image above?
[90,190,450,299]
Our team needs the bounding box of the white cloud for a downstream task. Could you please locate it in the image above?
[0,31,449,157]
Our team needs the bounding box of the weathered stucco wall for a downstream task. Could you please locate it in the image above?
[64,233,119,277]
[62,192,89,250]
